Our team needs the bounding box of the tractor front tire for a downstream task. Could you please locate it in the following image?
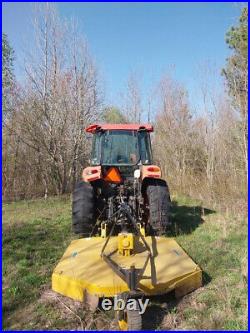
[146,178,171,236]
[72,180,95,236]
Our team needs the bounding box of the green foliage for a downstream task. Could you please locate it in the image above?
[2,33,15,116]
[101,106,127,123]
[222,7,248,115]
[226,7,248,57]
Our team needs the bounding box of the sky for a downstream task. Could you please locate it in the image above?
[2,2,245,117]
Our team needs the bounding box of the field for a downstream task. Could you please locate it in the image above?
[2,195,248,330]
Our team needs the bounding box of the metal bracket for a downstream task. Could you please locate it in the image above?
[101,203,152,291]
[101,222,107,238]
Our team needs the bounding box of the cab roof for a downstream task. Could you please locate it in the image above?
[86,123,154,133]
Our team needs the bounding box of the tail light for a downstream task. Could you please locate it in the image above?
[87,169,99,175]
[147,166,160,172]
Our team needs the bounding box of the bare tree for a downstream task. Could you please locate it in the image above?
[154,75,193,191]
[123,71,143,123]
[3,4,101,199]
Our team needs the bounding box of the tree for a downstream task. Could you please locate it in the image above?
[222,7,248,117]
[154,75,194,190]
[222,7,248,175]
[2,33,15,118]
[101,106,127,123]
[3,4,101,199]
[123,72,143,123]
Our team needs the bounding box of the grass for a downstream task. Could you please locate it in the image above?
[164,194,248,330]
[2,194,248,330]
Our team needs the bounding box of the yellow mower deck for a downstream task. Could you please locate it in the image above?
[52,236,202,301]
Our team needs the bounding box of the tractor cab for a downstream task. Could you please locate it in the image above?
[87,124,153,167]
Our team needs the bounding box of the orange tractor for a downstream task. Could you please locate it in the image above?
[72,123,171,237]
[52,123,202,330]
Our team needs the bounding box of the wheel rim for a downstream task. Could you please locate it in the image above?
[117,310,128,331]
[118,319,128,331]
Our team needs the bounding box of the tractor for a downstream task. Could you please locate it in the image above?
[72,123,171,238]
[52,123,202,331]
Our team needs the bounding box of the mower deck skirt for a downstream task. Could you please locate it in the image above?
[52,237,202,301]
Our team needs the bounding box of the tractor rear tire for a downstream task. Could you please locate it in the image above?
[146,178,171,236]
[72,180,95,236]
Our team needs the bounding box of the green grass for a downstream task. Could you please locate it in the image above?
[2,195,248,330]
[2,196,75,330]
[164,194,248,330]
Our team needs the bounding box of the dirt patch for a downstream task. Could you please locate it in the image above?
[39,288,117,330]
